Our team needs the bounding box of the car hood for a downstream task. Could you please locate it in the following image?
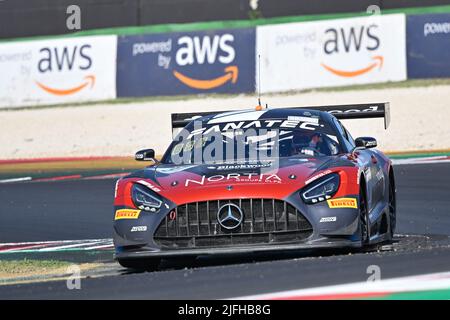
[127,156,352,204]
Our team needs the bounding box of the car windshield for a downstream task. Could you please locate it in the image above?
[162,117,342,165]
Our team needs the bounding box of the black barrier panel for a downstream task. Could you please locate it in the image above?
[0,0,139,39]
[382,0,450,9]
[139,0,249,25]
[257,0,381,18]
[1,0,450,39]
[407,13,450,78]
[117,28,256,97]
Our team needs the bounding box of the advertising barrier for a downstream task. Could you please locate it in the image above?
[407,13,450,78]
[5,11,450,107]
[256,14,407,93]
[0,35,117,108]
[117,28,255,97]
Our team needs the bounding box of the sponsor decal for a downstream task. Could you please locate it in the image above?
[173,65,238,90]
[407,14,450,78]
[365,140,377,147]
[189,119,322,135]
[327,105,379,115]
[137,180,161,193]
[35,75,95,96]
[173,34,237,90]
[185,173,281,187]
[305,169,332,185]
[208,162,272,170]
[115,209,141,220]
[424,22,450,37]
[327,198,358,209]
[117,28,255,97]
[321,56,383,78]
[0,35,116,108]
[35,44,95,96]
[320,22,383,78]
[130,226,147,232]
[319,216,337,223]
[256,14,406,93]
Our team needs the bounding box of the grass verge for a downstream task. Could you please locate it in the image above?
[0,259,71,277]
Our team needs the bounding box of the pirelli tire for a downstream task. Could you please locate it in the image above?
[388,172,397,239]
[359,185,370,247]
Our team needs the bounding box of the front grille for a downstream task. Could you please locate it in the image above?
[154,199,313,249]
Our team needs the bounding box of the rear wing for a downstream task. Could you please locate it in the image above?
[302,102,390,129]
[171,102,390,137]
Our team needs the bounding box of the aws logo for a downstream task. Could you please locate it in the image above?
[321,25,383,78]
[173,34,238,90]
[35,45,96,96]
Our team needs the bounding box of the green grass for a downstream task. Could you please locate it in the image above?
[366,288,450,300]
[3,78,450,112]
[0,259,71,275]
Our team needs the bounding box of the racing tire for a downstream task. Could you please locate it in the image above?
[117,258,161,271]
[388,174,397,239]
[359,186,370,246]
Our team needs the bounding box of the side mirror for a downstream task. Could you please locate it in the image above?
[355,137,377,149]
[135,149,156,161]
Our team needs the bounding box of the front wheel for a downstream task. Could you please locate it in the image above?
[359,186,370,246]
[388,174,397,239]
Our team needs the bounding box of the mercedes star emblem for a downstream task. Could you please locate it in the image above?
[217,203,243,230]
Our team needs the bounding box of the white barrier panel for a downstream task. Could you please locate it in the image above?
[0,35,117,108]
[256,14,407,93]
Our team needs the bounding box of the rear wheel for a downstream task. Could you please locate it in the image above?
[117,258,161,271]
[359,186,370,246]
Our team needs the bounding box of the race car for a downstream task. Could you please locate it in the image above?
[113,103,396,269]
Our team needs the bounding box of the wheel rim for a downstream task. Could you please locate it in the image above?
[388,180,396,236]
[360,192,369,243]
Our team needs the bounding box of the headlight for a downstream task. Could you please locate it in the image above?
[301,173,340,204]
[132,184,162,212]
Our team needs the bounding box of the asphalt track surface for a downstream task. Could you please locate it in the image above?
[0,162,449,299]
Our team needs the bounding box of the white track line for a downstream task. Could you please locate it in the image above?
[0,177,32,183]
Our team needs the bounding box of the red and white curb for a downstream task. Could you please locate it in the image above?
[231,271,450,300]
[0,239,114,253]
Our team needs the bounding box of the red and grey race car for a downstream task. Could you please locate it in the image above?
[113,103,396,269]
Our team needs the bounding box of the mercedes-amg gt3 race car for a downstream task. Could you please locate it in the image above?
[113,103,396,269]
